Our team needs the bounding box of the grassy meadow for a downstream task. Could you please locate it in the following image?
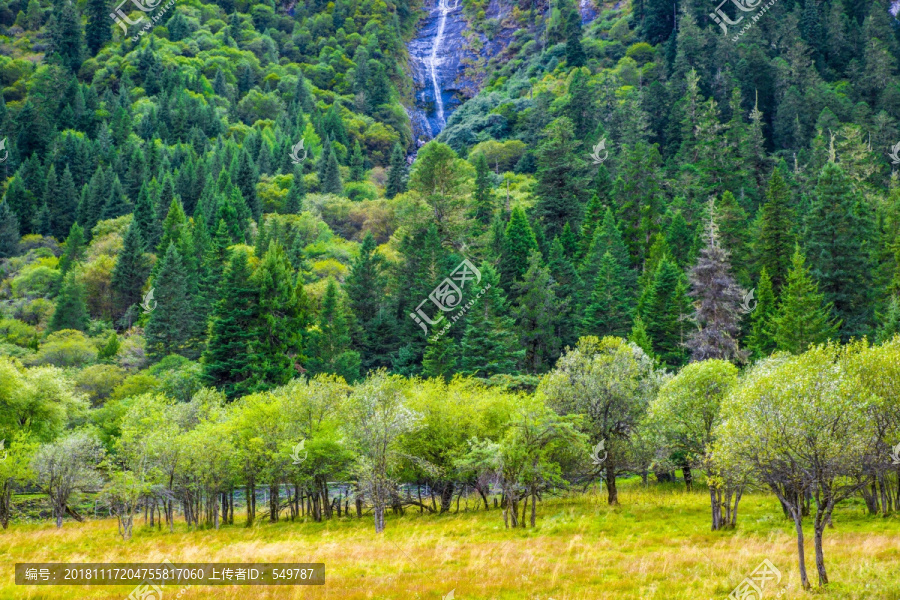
[3,481,899,600]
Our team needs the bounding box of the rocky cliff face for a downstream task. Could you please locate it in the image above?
[407,0,600,145]
[407,0,468,145]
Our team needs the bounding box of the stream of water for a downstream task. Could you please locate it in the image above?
[407,0,465,143]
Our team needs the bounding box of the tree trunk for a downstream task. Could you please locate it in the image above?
[374,501,385,533]
[709,486,721,531]
[605,462,618,505]
[792,507,810,590]
[530,490,536,527]
[439,482,454,514]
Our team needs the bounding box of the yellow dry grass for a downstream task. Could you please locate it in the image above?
[2,484,899,600]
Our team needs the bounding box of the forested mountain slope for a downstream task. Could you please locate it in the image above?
[0,0,898,395]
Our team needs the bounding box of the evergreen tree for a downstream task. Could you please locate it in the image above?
[306,278,361,382]
[285,167,306,214]
[133,183,162,250]
[319,144,343,195]
[349,140,365,181]
[421,332,457,380]
[534,117,588,239]
[58,222,84,274]
[875,296,900,344]
[46,0,83,72]
[547,237,581,348]
[84,0,111,54]
[230,148,260,219]
[805,161,873,339]
[746,266,777,359]
[3,177,32,235]
[564,9,586,68]
[49,272,89,332]
[513,250,562,373]
[385,143,407,199]
[500,207,538,293]
[640,255,690,367]
[685,204,748,363]
[754,169,795,292]
[665,210,693,267]
[458,262,523,376]
[247,242,310,392]
[628,314,655,360]
[0,199,19,258]
[110,219,150,323]
[770,248,839,354]
[579,207,635,307]
[581,251,632,339]
[345,232,386,364]
[203,249,258,398]
[102,175,131,220]
[471,152,494,226]
[51,166,77,241]
[144,244,198,361]
[41,165,59,237]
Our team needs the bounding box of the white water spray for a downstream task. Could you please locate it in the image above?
[425,0,459,131]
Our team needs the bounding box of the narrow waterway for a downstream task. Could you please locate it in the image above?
[407,0,466,144]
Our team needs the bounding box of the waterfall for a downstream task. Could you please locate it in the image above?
[424,0,458,131]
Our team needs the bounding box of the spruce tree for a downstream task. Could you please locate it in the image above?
[685,204,748,363]
[349,140,365,182]
[306,278,361,382]
[471,152,494,226]
[875,296,900,344]
[628,315,655,360]
[579,207,635,307]
[513,250,562,373]
[84,0,111,54]
[640,255,690,367]
[770,248,839,354]
[102,175,131,220]
[202,249,259,398]
[110,219,150,323]
[145,244,198,361]
[754,168,795,292]
[500,207,538,293]
[319,144,343,195]
[285,167,306,214]
[0,199,19,258]
[547,236,581,348]
[57,222,84,274]
[346,232,385,352]
[458,262,523,377]
[564,9,586,68]
[248,242,310,392]
[665,210,693,267]
[534,116,588,239]
[421,332,457,380]
[3,177,32,235]
[49,272,89,332]
[46,0,84,72]
[581,251,632,339]
[133,183,162,249]
[805,161,873,339]
[746,266,777,359]
[51,166,77,241]
[385,143,408,199]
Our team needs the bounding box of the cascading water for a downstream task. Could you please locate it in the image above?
[407,0,466,144]
[425,0,458,131]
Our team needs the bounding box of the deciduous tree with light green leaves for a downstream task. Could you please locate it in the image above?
[713,345,880,589]
[539,336,665,505]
